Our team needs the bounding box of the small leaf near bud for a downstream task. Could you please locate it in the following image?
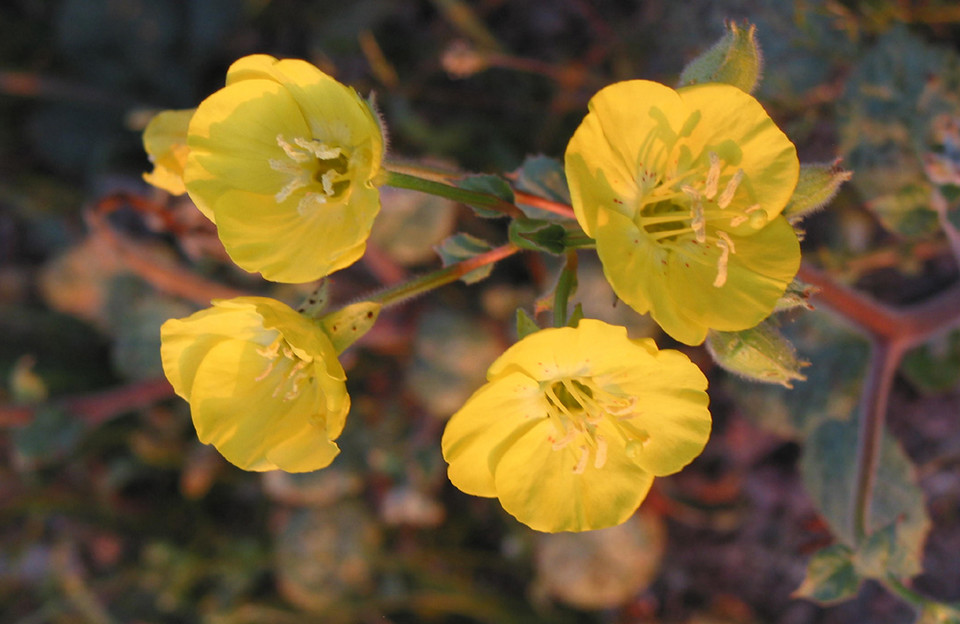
[784,161,853,224]
[455,174,515,219]
[678,22,763,94]
[435,233,495,284]
[508,219,568,254]
[706,320,809,388]
[516,308,540,340]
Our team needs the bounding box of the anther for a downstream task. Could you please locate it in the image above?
[704,152,721,199]
[717,169,744,208]
[714,231,736,288]
[573,445,589,474]
[594,435,608,469]
[552,427,576,451]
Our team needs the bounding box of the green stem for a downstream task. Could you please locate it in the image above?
[380,169,523,218]
[553,250,579,327]
[881,576,928,612]
[368,242,520,309]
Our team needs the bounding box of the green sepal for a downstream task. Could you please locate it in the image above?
[435,233,495,284]
[455,174,515,219]
[706,320,809,388]
[318,301,382,354]
[508,218,568,254]
[567,303,585,328]
[773,278,817,313]
[552,260,578,327]
[298,280,331,318]
[793,544,862,605]
[784,162,853,224]
[516,308,540,340]
[678,21,763,94]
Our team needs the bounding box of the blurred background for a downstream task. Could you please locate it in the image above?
[2,1,960,622]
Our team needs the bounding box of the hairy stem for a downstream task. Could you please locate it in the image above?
[381,169,523,219]
[368,242,520,309]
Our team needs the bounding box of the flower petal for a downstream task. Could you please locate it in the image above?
[678,83,799,225]
[493,416,654,532]
[667,216,800,331]
[487,318,658,382]
[211,187,378,282]
[442,372,544,497]
[593,208,710,345]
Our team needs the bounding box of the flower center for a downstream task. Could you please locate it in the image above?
[542,377,640,474]
[627,108,770,288]
[269,134,353,215]
[254,332,314,401]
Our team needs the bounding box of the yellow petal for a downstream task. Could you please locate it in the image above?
[442,372,543,497]
[142,108,194,196]
[493,417,654,533]
[678,83,799,225]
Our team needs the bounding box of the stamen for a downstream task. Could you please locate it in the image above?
[552,427,577,451]
[717,169,745,208]
[297,192,328,217]
[704,152,721,199]
[690,197,706,243]
[729,204,766,228]
[293,137,341,160]
[276,135,311,162]
[594,435,608,469]
[572,445,589,474]
[254,358,277,382]
[650,226,695,241]
[320,169,338,196]
[285,371,309,400]
[713,231,736,288]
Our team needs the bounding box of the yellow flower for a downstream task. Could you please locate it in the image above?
[565,80,801,346]
[184,55,385,283]
[160,297,350,472]
[441,319,710,532]
[142,108,194,195]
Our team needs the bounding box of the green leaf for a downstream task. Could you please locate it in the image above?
[512,155,572,220]
[706,320,809,388]
[455,174,515,219]
[801,417,930,573]
[901,330,960,395]
[853,522,921,580]
[793,544,862,605]
[784,162,853,223]
[516,308,540,340]
[318,302,382,354]
[435,233,495,284]
[508,218,567,254]
[723,313,871,437]
[678,22,763,94]
[13,404,86,468]
[867,184,940,239]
